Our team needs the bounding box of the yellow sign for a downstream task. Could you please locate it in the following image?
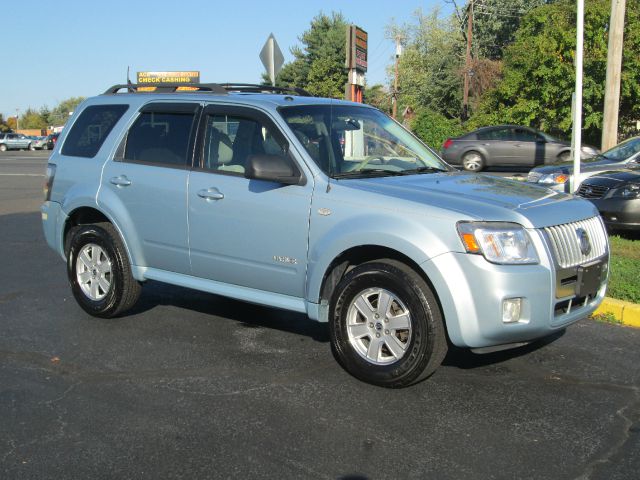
[137,71,200,84]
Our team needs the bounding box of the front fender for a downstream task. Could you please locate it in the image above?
[305,212,457,304]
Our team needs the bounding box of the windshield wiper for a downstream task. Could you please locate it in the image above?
[400,166,448,175]
[332,169,406,179]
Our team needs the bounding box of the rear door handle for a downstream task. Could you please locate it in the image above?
[197,188,224,201]
[110,175,131,187]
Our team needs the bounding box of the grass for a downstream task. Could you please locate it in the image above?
[591,312,623,325]
[607,233,640,304]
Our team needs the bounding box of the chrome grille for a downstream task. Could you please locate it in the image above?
[576,183,610,199]
[544,217,608,268]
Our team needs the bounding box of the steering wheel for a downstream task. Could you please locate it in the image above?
[354,155,385,171]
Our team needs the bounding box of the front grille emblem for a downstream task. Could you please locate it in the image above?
[576,228,591,256]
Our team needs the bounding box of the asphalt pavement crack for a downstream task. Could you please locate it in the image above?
[575,384,640,480]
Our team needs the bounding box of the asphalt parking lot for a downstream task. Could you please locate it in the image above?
[1,150,639,479]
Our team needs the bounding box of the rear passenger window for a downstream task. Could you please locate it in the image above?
[62,105,128,158]
[124,108,197,167]
[477,128,514,141]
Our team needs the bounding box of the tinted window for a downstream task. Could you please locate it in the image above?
[513,128,538,141]
[62,104,128,158]
[477,128,514,141]
[202,114,286,174]
[124,111,196,167]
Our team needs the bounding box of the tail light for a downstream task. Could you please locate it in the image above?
[43,164,56,201]
[443,138,453,149]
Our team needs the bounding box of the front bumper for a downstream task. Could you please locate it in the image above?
[421,248,607,349]
[590,197,640,231]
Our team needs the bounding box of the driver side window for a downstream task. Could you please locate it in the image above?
[202,114,287,175]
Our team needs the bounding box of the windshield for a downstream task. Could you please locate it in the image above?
[279,104,450,178]
[600,136,640,161]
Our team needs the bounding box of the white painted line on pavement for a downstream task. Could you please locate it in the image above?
[0,173,45,176]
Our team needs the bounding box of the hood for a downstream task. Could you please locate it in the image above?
[584,169,640,186]
[339,172,598,228]
[531,157,624,175]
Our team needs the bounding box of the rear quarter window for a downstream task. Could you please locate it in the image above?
[61,104,129,158]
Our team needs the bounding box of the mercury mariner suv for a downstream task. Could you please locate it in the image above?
[41,83,609,387]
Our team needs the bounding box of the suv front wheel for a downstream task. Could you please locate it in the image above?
[329,259,447,388]
[67,222,141,318]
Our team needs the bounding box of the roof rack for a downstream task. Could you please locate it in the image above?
[103,83,312,97]
[218,83,312,97]
[104,83,228,94]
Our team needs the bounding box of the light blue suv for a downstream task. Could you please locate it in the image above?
[42,83,609,387]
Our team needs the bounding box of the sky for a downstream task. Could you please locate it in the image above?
[1,0,451,121]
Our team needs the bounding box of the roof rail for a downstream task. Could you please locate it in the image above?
[104,83,228,94]
[218,83,312,97]
[104,83,313,97]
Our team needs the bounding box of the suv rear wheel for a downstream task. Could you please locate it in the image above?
[329,259,447,388]
[67,222,141,318]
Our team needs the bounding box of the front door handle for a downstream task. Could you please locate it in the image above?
[110,175,131,187]
[197,188,224,201]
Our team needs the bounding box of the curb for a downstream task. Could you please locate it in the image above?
[594,297,640,328]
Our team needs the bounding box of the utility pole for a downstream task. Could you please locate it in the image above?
[462,0,474,121]
[15,109,19,132]
[392,35,402,119]
[601,0,626,151]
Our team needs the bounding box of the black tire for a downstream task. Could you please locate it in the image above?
[329,259,447,388]
[462,151,485,172]
[28,143,35,151]
[67,222,141,318]
[557,151,571,163]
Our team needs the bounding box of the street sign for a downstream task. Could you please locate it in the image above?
[346,25,368,72]
[260,34,284,86]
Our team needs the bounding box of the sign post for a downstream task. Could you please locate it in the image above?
[345,25,367,103]
[260,33,284,86]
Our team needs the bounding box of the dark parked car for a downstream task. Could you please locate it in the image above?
[576,169,640,231]
[527,136,640,192]
[45,133,60,150]
[441,125,598,172]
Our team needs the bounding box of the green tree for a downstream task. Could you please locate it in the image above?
[471,0,640,146]
[389,8,464,120]
[410,108,465,150]
[449,0,556,60]
[39,106,52,127]
[0,114,9,133]
[19,108,48,130]
[364,84,391,114]
[276,12,349,98]
[49,97,86,126]
[6,116,17,131]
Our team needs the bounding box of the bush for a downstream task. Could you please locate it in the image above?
[409,109,464,151]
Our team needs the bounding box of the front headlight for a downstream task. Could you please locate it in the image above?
[457,222,539,265]
[613,184,640,199]
[538,173,569,185]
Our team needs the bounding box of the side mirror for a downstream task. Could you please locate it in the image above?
[245,154,303,186]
